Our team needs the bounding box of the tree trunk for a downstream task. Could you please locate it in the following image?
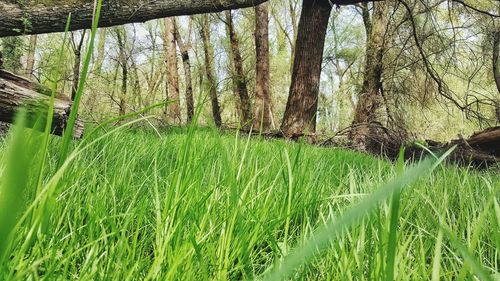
[254,3,272,132]
[71,31,86,101]
[130,56,142,110]
[225,10,252,127]
[493,29,500,121]
[173,18,195,124]
[163,17,181,124]
[115,28,128,116]
[288,0,299,74]
[350,1,389,151]
[72,50,82,102]
[25,35,37,79]
[199,15,222,128]
[0,69,84,138]
[93,28,107,76]
[0,0,268,37]
[280,0,332,138]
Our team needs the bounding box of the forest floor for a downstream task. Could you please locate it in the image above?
[1,126,499,280]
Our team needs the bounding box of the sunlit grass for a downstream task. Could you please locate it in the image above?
[0,126,498,280]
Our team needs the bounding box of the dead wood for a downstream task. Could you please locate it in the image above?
[0,69,84,138]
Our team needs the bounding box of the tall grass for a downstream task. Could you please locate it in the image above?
[0,126,498,280]
[0,0,498,278]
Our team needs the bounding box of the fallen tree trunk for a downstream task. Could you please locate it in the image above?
[0,69,84,138]
[434,126,500,167]
[0,0,380,37]
[467,127,500,155]
[219,124,500,169]
[317,123,500,168]
[339,123,500,168]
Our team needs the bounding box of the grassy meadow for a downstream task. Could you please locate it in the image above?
[0,125,498,280]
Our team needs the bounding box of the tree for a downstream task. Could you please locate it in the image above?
[163,17,181,124]
[350,1,390,150]
[280,0,333,138]
[254,3,273,131]
[199,15,222,128]
[0,0,268,37]
[70,31,86,101]
[494,28,500,121]
[224,10,252,127]
[25,35,37,78]
[173,18,195,124]
[93,28,107,76]
[114,27,128,116]
[1,37,23,74]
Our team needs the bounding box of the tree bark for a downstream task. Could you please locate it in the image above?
[350,1,389,151]
[173,18,195,124]
[280,0,332,138]
[0,69,84,138]
[224,10,252,127]
[163,17,181,124]
[25,35,37,79]
[254,3,273,131]
[199,15,222,128]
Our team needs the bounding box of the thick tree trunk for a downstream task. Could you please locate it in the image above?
[25,35,37,78]
[254,3,273,132]
[0,69,84,138]
[199,15,222,128]
[173,19,195,124]
[280,0,332,138]
[350,1,389,151]
[224,10,252,127]
[163,17,181,124]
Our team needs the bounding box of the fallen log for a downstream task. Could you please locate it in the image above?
[430,126,500,168]
[359,124,500,168]
[466,127,500,156]
[0,69,84,138]
[319,123,499,168]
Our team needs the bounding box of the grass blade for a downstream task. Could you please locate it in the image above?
[58,0,103,167]
[262,158,434,281]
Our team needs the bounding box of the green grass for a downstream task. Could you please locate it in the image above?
[0,126,498,280]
